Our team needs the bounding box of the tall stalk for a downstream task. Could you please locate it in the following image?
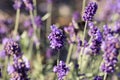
[14,9,20,36]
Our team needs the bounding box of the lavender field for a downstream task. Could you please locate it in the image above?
[0,0,120,80]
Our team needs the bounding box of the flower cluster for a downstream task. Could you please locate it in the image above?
[3,39,30,80]
[88,23,102,55]
[100,36,120,73]
[103,25,113,38]
[48,25,66,49]
[83,2,98,21]
[94,76,103,80]
[53,61,69,80]
[7,56,30,80]
[4,39,21,56]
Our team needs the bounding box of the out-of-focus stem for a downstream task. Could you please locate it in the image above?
[103,73,107,80]
[82,0,86,18]
[57,50,60,65]
[66,44,73,64]
[33,0,37,16]
[14,8,20,36]
[83,21,88,42]
[78,21,88,72]
[29,10,37,35]
[28,39,33,59]
[3,57,8,80]
[46,1,52,36]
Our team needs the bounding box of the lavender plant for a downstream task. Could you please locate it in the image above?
[0,0,120,80]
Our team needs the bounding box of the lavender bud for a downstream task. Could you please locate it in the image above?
[53,61,69,80]
[48,25,66,49]
[83,2,98,21]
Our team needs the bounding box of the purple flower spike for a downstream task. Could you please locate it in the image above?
[48,25,66,49]
[7,56,30,80]
[53,61,69,80]
[100,36,120,73]
[83,2,98,21]
[88,23,102,55]
[94,76,103,80]
[4,39,21,56]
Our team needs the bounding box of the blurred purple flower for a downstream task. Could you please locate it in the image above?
[13,0,22,10]
[2,38,9,46]
[7,56,30,80]
[88,23,102,55]
[28,27,33,37]
[48,25,66,49]
[46,48,53,59]
[94,76,103,80]
[53,61,69,80]
[64,24,75,44]
[0,50,6,59]
[4,39,21,56]
[34,16,42,27]
[103,25,113,39]
[23,0,34,10]
[114,22,120,34]
[72,11,80,22]
[100,36,120,73]
[24,16,42,28]
[83,2,98,21]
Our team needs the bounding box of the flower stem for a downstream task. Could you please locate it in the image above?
[14,8,20,36]
[82,0,86,19]
[103,73,107,80]
[29,10,37,35]
[46,1,52,37]
[57,50,60,65]
[83,21,88,42]
[66,44,73,64]
[33,0,37,16]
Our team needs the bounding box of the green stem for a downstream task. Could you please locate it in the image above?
[57,50,60,65]
[33,0,37,16]
[66,44,73,64]
[28,39,33,59]
[82,0,86,18]
[103,73,107,80]
[14,8,20,36]
[29,10,37,35]
[46,1,52,37]
[3,57,8,79]
[83,21,88,42]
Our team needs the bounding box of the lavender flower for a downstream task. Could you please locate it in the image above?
[100,36,120,73]
[83,2,98,21]
[94,76,103,80]
[72,11,80,22]
[23,0,34,10]
[24,16,42,28]
[88,23,102,55]
[4,39,21,56]
[53,61,69,80]
[7,56,30,80]
[48,25,66,49]
[64,24,75,44]
[13,0,22,10]
[103,25,113,38]
[34,16,42,27]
